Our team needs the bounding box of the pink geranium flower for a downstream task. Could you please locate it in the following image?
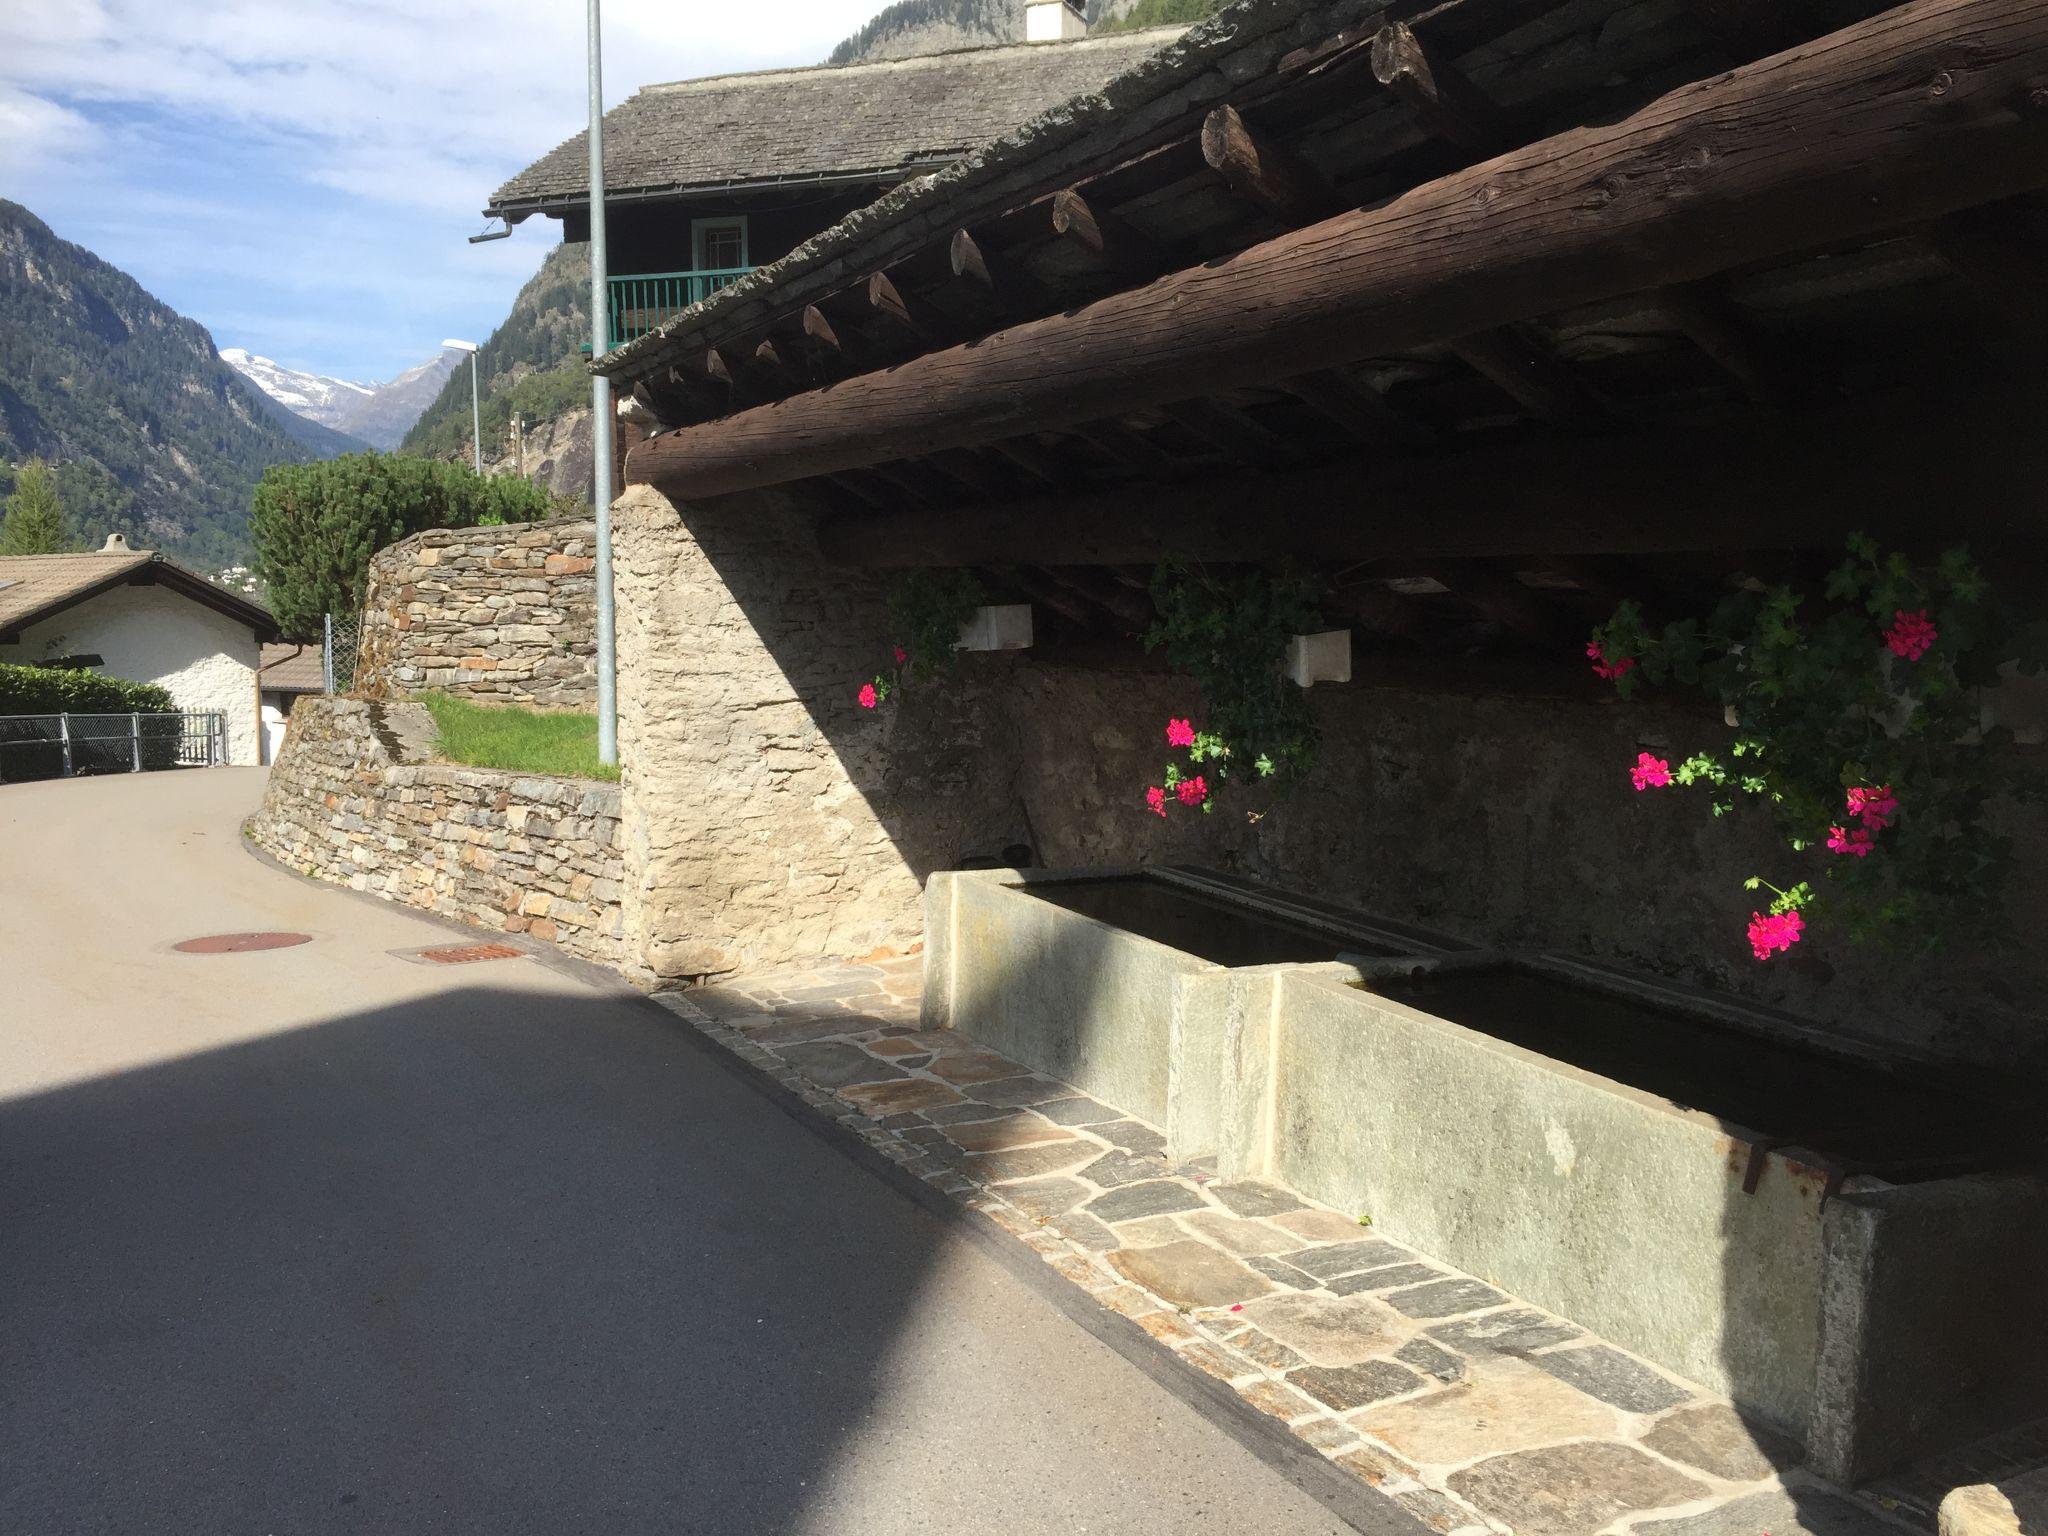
[893,644,907,665]
[1166,718,1197,749]
[1747,909,1805,961]
[1826,825,1875,858]
[1884,609,1937,661]
[1846,785,1897,829]
[1630,752,1672,791]
[1145,786,1167,818]
[1587,641,1636,682]
[1176,775,1208,807]
[857,682,878,709]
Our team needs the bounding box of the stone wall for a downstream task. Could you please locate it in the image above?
[355,518,597,707]
[611,482,2048,1072]
[249,695,626,968]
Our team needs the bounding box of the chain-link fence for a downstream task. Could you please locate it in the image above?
[323,613,362,695]
[0,711,227,782]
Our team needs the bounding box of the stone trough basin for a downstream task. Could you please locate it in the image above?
[921,866,2047,1483]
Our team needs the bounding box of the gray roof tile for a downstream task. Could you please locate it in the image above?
[488,29,1186,211]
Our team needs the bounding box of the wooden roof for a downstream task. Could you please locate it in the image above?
[600,0,2048,678]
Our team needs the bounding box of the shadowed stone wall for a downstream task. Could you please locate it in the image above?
[613,483,2046,1071]
[249,695,626,968]
[355,518,597,707]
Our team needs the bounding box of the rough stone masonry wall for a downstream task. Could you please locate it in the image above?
[612,483,2048,1072]
[354,518,597,706]
[249,695,626,968]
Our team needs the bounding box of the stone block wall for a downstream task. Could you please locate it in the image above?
[611,482,2048,1072]
[249,695,626,968]
[354,518,597,707]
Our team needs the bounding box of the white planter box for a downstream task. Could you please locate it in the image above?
[1286,628,1351,687]
[957,603,1033,653]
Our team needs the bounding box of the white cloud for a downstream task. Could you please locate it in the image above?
[0,0,887,378]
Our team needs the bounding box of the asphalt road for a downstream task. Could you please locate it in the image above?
[0,770,1387,1534]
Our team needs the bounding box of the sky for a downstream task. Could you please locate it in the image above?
[0,0,889,384]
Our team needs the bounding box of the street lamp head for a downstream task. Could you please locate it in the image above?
[442,338,480,353]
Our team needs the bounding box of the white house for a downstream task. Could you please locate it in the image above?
[0,534,280,766]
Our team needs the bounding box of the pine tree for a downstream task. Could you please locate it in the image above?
[0,460,70,555]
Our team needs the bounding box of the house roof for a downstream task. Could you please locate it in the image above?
[0,550,278,642]
[258,642,325,693]
[485,28,1187,219]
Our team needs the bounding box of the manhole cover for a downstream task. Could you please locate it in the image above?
[416,942,525,965]
[173,932,313,954]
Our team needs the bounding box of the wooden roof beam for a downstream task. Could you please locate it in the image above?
[1199,104,1344,224]
[1067,421,1181,480]
[866,270,957,348]
[949,228,1053,317]
[1164,397,1291,465]
[808,383,2047,568]
[1446,329,1605,422]
[1050,187,1166,281]
[801,304,871,371]
[1651,281,1791,403]
[1279,368,1440,449]
[629,0,2048,500]
[1370,20,1515,155]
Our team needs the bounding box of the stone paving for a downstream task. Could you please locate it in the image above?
[657,956,1927,1536]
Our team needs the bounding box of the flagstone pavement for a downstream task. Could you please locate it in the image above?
[657,955,1932,1536]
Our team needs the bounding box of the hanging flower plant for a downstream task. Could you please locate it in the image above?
[1140,564,1323,819]
[1589,533,2037,959]
[857,570,987,709]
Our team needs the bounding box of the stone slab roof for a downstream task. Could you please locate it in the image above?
[0,550,276,640]
[487,29,1187,215]
[259,642,326,693]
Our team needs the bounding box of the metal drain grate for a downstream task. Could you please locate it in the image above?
[173,932,313,954]
[416,942,525,966]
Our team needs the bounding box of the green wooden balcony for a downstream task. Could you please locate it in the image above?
[606,269,752,350]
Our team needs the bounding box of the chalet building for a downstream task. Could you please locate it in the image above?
[483,3,1184,355]
[555,0,2048,1491]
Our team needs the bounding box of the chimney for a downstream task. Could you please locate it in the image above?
[1025,0,1087,42]
[101,532,132,553]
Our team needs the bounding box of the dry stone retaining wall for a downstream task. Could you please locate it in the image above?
[354,518,597,707]
[249,695,626,968]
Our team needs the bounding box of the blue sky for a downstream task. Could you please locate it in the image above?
[0,0,888,383]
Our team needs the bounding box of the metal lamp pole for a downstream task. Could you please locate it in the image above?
[442,338,483,475]
[588,0,618,766]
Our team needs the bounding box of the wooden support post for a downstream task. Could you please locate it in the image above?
[1200,104,1342,223]
[1370,21,1513,154]
[628,0,2048,500]
[1050,188,1165,280]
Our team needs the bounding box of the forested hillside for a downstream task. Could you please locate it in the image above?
[403,243,590,464]
[0,199,323,565]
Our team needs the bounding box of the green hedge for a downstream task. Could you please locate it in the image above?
[0,662,176,715]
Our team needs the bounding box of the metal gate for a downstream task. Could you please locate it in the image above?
[0,712,227,781]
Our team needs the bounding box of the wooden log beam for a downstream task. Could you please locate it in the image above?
[1068,421,1181,479]
[1371,20,1514,154]
[1652,281,1790,403]
[1049,188,1165,280]
[801,304,867,369]
[1199,104,1343,223]
[808,385,2047,567]
[630,0,2048,499]
[1164,397,1290,464]
[1279,367,1440,448]
[950,228,1051,315]
[867,270,955,347]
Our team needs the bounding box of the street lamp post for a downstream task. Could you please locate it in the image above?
[443,338,482,476]
[588,0,618,766]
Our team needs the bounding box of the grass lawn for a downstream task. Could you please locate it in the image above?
[416,693,619,782]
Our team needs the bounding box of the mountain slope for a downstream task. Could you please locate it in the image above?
[0,199,319,564]
[219,348,373,424]
[402,243,593,499]
[337,352,461,450]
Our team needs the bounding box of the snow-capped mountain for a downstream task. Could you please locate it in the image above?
[218,348,372,426]
[220,346,461,452]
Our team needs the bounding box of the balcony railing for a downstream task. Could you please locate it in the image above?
[606,269,752,350]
